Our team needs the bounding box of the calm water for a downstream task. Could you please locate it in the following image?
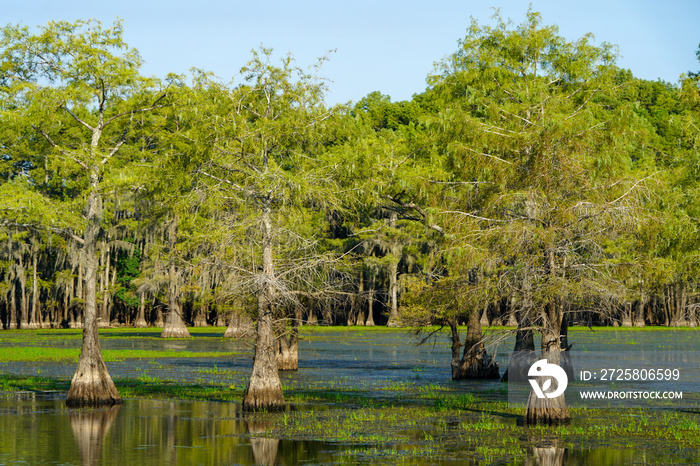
[0,327,698,465]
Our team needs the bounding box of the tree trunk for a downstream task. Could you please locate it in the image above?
[621,301,633,327]
[386,252,400,327]
[452,308,500,379]
[154,303,164,328]
[525,249,570,424]
[449,320,463,380]
[242,207,285,411]
[365,286,376,326]
[69,258,83,329]
[108,264,117,325]
[355,275,365,326]
[18,252,30,329]
[193,301,209,327]
[160,262,191,338]
[98,244,110,328]
[161,217,190,338]
[480,303,490,327]
[66,185,122,407]
[501,309,536,382]
[524,302,570,424]
[28,250,40,329]
[524,347,570,425]
[224,305,254,338]
[7,279,18,329]
[346,293,356,326]
[633,296,646,327]
[277,311,299,371]
[306,306,318,325]
[133,293,148,328]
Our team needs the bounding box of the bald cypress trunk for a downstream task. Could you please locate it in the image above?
[133,293,148,328]
[524,346,570,425]
[277,311,299,371]
[29,251,40,329]
[524,302,570,423]
[355,277,366,326]
[161,216,191,338]
[160,261,191,338]
[7,278,18,329]
[224,304,254,338]
[193,301,209,327]
[386,212,401,328]
[365,286,376,326]
[525,249,570,424]
[243,207,285,411]
[502,309,536,382]
[451,309,500,379]
[66,185,122,407]
[99,245,110,328]
[18,253,30,329]
[386,248,400,327]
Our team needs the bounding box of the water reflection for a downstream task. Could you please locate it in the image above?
[525,436,565,466]
[247,420,280,466]
[0,396,356,465]
[70,405,121,466]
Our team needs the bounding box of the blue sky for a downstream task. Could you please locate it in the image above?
[4,0,699,105]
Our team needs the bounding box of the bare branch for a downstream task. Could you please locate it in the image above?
[33,125,88,170]
[62,105,95,132]
[0,220,84,245]
[103,93,168,128]
[458,145,513,165]
[441,210,510,223]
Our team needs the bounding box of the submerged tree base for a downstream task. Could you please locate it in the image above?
[277,347,298,371]
[66,364,123,407]
[223,326,254,338]
[524,390,571,425]
[453,351,500,380]
[160,327,191,338]
[242,387,286,411]
[523,408,571,425]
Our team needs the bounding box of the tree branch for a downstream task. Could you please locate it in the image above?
[33,125,88,170]
[62,105,95,132]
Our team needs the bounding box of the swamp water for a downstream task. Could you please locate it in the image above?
[0,328,698,465]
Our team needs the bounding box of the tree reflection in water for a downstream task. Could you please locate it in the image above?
[525,436,566,466]
[70,405,121,466]
[247,419,280,466]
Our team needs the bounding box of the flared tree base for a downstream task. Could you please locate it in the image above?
[277,348,298,371]
[242,386,285,412]
[66,362,122,408]
[386,316,401,328]
[160,326,191,338]
[224,326,254,338]
[501,350,538,382]
[524,392,570,425]
[453,351,501,380]
[133,318,148,328]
